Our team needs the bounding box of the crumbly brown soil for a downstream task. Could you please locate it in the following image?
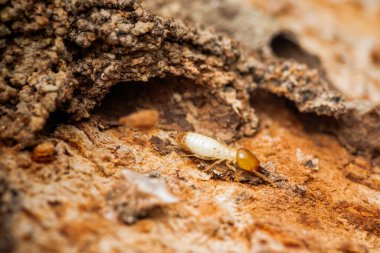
[0,0,379,252]
[251,0,380,103]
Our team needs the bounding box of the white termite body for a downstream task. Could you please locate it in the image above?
[178,132,273,184]
[181,132,237,162]
[178,131,262,172]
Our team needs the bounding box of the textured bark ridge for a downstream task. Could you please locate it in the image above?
[1,0,380,252]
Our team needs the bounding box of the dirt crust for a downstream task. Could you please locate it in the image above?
[1,0,345,143]
[0,0,380,252]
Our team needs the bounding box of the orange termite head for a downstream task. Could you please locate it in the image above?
[236,148,260,172]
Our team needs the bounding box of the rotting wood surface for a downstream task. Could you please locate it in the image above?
[0,0,379,252]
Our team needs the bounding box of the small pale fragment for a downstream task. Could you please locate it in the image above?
[118,109,159,129]
[122,170,179,204]
[296,148,319,170]
[32,142,55,163]
[106,169,178,225]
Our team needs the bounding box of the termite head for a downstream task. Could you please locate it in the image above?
[236,148,260,172]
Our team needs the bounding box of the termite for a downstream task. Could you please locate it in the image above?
[178,132,272,184]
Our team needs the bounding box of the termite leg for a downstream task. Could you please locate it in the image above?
[226,161,238,179]
[225,161,236,172]
[207,159,225,170]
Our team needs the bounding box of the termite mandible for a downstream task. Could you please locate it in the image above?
[178,132,272,184]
